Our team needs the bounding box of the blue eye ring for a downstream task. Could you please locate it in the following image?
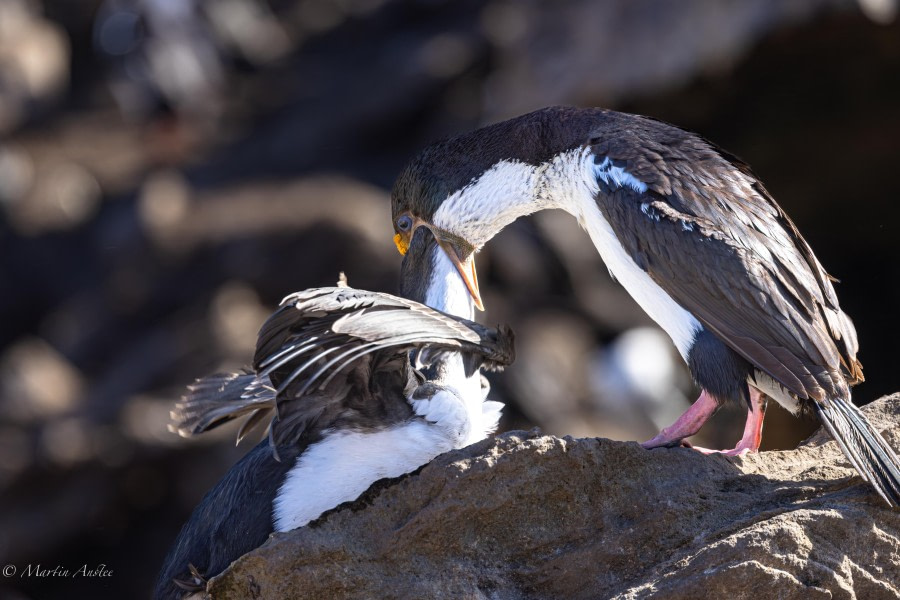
[396,215,413,232]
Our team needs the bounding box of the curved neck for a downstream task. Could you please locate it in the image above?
[431,148,590,248]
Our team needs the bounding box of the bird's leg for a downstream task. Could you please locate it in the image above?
[693,386,768,456]
[641,390,720,449]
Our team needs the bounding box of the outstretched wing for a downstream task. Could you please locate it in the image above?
[589,112,861,403]
[171,286,515,450]
[255,287,514,397]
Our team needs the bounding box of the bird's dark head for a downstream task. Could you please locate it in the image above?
[391,106,605,310]
[400,227,475,320]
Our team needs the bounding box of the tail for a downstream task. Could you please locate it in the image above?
[814,397,900,507]
[169,372,275,443]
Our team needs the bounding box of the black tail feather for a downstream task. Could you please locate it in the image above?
[814,397,900,507]
[169,372,274,439]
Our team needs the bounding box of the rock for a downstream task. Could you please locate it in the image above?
[208,394,900,599]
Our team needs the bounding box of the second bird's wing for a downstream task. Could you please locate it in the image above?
[171,286,514,451]
[256,287,514,394]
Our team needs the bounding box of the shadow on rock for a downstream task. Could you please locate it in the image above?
[208,396,900,599]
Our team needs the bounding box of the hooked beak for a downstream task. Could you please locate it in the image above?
[435,237,484,312]
[393,217,484,311]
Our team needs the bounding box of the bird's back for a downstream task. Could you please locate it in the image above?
[153,441,301,599]
[584,108,862,403]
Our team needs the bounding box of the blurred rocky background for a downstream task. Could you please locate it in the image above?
[0,0,898,597]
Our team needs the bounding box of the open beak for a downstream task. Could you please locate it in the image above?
[435,238,484,312]
[393,218,484,311]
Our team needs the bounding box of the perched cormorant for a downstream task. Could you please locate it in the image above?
[389,106,900,506]
[154,240,514,598]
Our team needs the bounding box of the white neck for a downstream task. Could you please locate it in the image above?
[565,149,702,359]
[433,147,702,360]
[430,149,605,248]
[534,148,602,219]
[422,242,484,413]
[431,160,556,248]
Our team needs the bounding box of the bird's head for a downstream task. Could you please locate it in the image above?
[398,226,469,313]
[391,156,490,312]
[390,134,548,311]
[391,106,605,312]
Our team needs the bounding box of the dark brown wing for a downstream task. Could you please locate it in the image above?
[255,287,515,394]
[172,287,515,450]
[590,114,861,402]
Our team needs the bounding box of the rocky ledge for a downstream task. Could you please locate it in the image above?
[209,395,900,599]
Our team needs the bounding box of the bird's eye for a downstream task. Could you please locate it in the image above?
[396,215,413,232]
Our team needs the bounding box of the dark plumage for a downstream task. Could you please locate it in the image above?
[154,441,301,598]
[585,115,861,402]
[173,287,513,451]
[155,285,514,599]
[389,105,900,507]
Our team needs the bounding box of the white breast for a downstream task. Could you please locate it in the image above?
[273,243,501,533]
[272,388,503,532]
[273,421,455,532]
[547,149,702,360]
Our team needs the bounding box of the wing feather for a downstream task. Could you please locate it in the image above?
[590,116,860,402]
[171,286,515,453]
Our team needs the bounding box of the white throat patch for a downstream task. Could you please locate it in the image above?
[425,243,474,321]
[422,241,490,436]
[431,160,543,247]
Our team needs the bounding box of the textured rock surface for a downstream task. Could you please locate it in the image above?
[209,395,900,599]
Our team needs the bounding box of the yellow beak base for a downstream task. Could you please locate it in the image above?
[393,233,409,255]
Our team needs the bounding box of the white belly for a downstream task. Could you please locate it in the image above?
[273,421,456,532]
[576,198,701,360]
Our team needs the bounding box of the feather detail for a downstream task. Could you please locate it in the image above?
[169,286,515,453]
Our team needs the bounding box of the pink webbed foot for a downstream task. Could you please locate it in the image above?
[642,386,769,454]
[641,390,719,449]
[691,445,753,457]
[688,387,769,456]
